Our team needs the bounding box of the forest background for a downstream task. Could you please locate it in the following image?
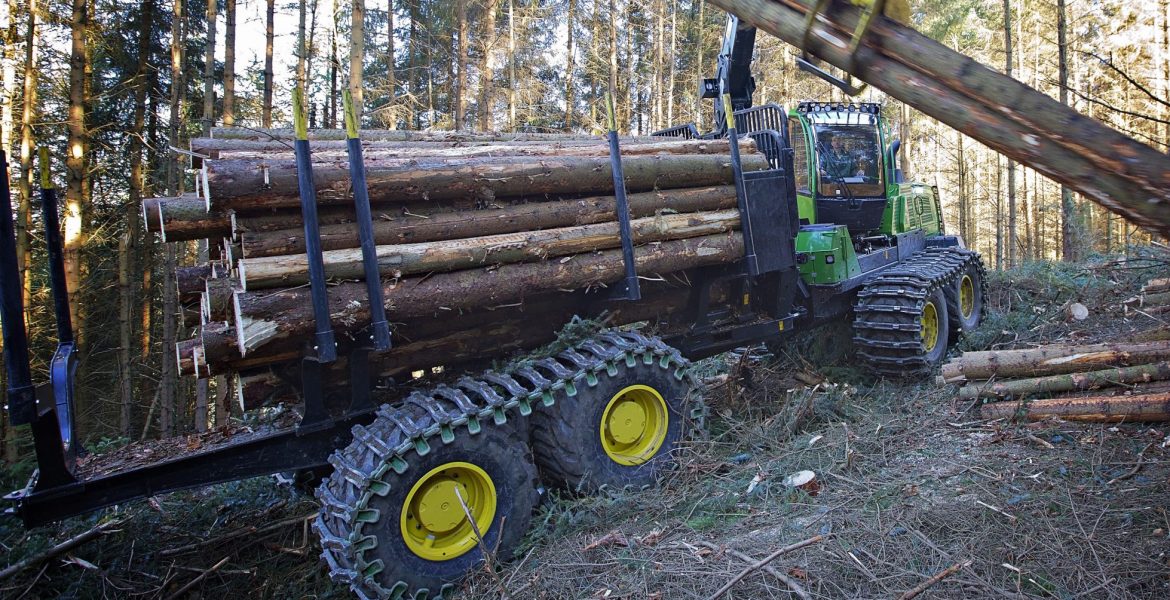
[0,0,1166,457]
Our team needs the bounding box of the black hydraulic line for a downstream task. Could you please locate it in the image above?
[343,90,391,350]
[293,88,337,362]
[605,92,640,301]
[0,148,35,425]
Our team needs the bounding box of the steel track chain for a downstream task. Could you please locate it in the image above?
[313,330,705,600]
[852,247,984,375]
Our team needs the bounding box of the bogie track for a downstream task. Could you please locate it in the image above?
[314,330,705,599]
[852,247,984,376]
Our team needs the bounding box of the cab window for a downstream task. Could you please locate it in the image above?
[787,117,811,194]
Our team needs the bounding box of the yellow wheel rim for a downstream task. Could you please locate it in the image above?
[400,462,497,561]
[921,300,939,353]
[959,274,975,319]
[600,384,670,466]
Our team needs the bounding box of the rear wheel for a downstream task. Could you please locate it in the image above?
[532,354,696,492]
[945,259,985,337]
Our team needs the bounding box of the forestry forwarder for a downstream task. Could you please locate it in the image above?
[1,7,983,600]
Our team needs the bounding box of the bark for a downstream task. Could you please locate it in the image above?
[1003,0,1016,268]
[65,0,87,347]
[199,321,238,371]
[1057,0,1075,261]
[205,152,762,210]
[142,195,196,232]
[981,393,1170,423]
[240,185,737,257]
[177,264,214,304]
[16,0,37,317]
[297,0,307,90]
[407,0,417,128]
[223,0,236,126]
[157,197,231,242]
[386,0,395,129]
[161,245,178,436]
[203,274,236,322]
[507,0,516,129]
[263,0,275,128]
[118,234,133,436]
[350,0,365,118]
[202,0,216,134]
[207,126,663,142]
[941,341,1170,383]
[238,208,740,289]
[478,0,500,131]
[959,362,1170,401]
[193,136,741,160]
[233,232,743,356]
[455,0,468,130]
[708,0,1170,238]
[564,0,575,130]
[328,0,337,127]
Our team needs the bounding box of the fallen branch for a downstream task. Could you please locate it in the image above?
[898,560,972,599]
[1105,442,1155,485]
[159,513,314,557]
[705,534,826,599]
[164,556,230,600]
[0,518,125,581]
[698,541,812,600]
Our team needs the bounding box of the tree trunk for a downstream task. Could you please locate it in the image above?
[478,0,499,131]
[239,185,737,257]
[981,393,1170,423]
[1056,0,1075,261]
[350,0,365,118]
[667,3,677,125]
[328,0,338,127]
[407,0,417,128]
[233,232,743,356]
[65,0,87,348]
[386,0,395,129]
[1003,0,1016,269]
[239,208,740,289]
[507,0,516,130]
[455,0,468,130]
[941,341,1170,383]
[959,361,1170,401]
[17,0,38,319]
[564,0,574,130]
[202,0,216,134]
[297,0,307,90]
[223,0,236,126]
[207,126,664,142]
[708,0,1170,238]
[263,0,275,128]
[205,152,763,210]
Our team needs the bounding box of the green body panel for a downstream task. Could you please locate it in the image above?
[795,225,861,285]
[881,184,944,236]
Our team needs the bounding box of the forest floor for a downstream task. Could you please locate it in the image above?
[3,254,1170,599]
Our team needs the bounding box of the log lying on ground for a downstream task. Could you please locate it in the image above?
[958,362,1170,401]
[239,208,741,290]
[1124,291,1170,308]
[194,137,754,162]
[240,185,738,258]
[711,0,1170,236]
[157,197,232,242]
[207,126,666,143]
[940,341,1170,383]
[233,232,744,356]
[1143,278,1170,294]
[205,153,766,211]
[981,393,1170,422]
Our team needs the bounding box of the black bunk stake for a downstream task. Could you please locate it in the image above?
[293,87,337,363]
[343,90,391,351]
[723,93,761,276]
[605,92,640,301]
[38,148,81,457]
[0,149,34,426]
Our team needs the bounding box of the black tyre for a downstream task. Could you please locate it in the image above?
[854,282,950,376]
[920,285,950,365]
[532,358,695,493]
[945,259,985,337]
[316,411,538,599]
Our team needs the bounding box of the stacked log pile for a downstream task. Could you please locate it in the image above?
[941,339,1170,422]
[145,128,764,412]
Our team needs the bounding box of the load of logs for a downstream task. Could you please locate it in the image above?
[148,128,764,412]
[941,335,1170,423]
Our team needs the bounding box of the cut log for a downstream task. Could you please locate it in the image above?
[1066,302,1088,321]
[204,153,766,211]
[177,265,213,302]
[157,196,231,242]
[980,393,1170,422]
[233,232,744,356]
[958,362,1170,401]
[234,371,290,412]
[142,197,163,232]
[1142,278,1170,294]
[1125,291,1170,307]
[182,305,202,330]
[239,185,738,258]
[200,321,239,369]
[177,338,200,377]
[194,138,754,162]
[941,341,1170,382]
[238,209,741,290]
[203,275,237,322]
[208,126,665,143]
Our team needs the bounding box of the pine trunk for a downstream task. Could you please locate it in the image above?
[959,361,1170,401]
[263,0,275,127]
[16,0,38,320]
[564,0,574,130]
[478,0,499,131]
[238,208,740,289]
[981,393,1170,423]
[223,0,236,126]
[386,0,395,129]
[202,0,216,134]
[238,185,737,257]
[157,198,231,242]
[65,0,87,349]
[350,0,365,117]
[941,341,1170,383]
[455,0,468,130]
